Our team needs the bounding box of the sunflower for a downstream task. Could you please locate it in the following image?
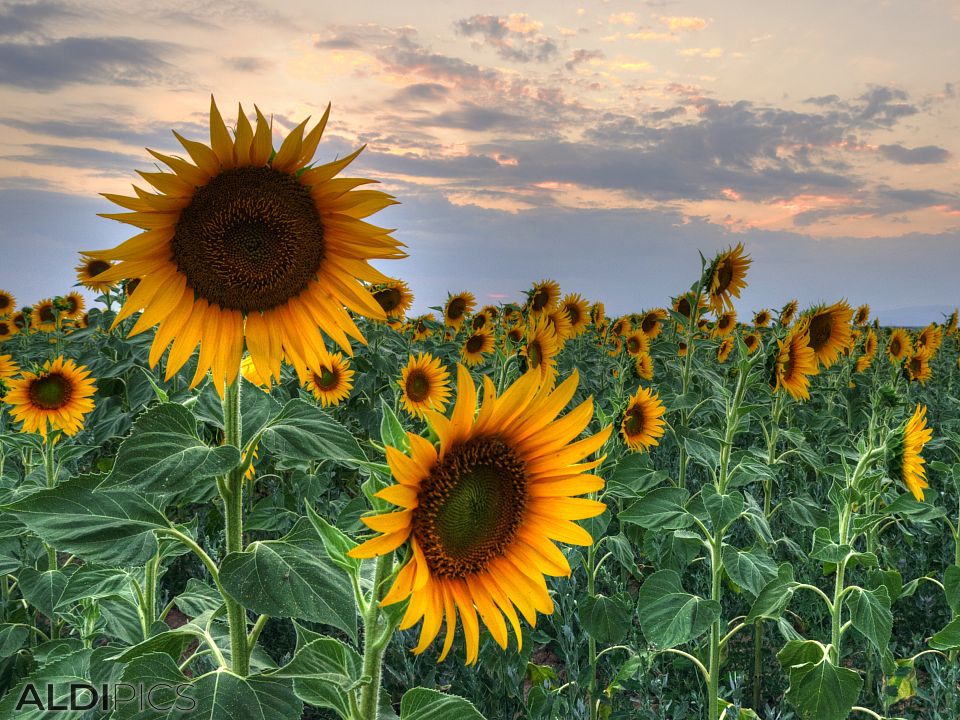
[372,280,414,320]
[527,279,560,316]
[752,309,771,328]
[412,314,436,342]
[677,341,688,357]
[0,354,20,378]
[63,292,86,320]
[804,301,853,369]
[75,256,117,293]
[886,328,911,363]
[905,347,932,384]
[947,309,958,335]
[887,405,933,501]
[713,310,737,338]
[347,366,610,664]
[0,318,17,343]
[501,304,522,326]
[639,308,668,339]
[716,336,734,363]
[87,98,404,395]
[915,323,942,356]
[479,305,499,323]
[304,350,354,407]
[779,299,798,327]
[547,308,573,342]
[607,335,623,357]
[5,356,96,436]
[854,304,870,326]
[621,385,666,452]
[399,353,452,418]
[705,243,750,313]
[444,292,476,330]
[0,290,14,316]
[522,318,560,384]
[559,294,589,336]
[743,331,761,354]
[470,313,490,332]
[624,330,649,357]
[11,311,28,332]
[855,329,878,373]
[589,302,605,326]
[30,299,58,332]
[770,321,819,401]
[461,328,495,367]
[634,352,654,380]
[611,317,632,338]
[504,323,525,347]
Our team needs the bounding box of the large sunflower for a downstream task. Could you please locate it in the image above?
[399,353,451,418]
[372,280,414,320]
[75,255,117,293]
[0,290,14,316]
[444,292,476,331]
[522,318,560,385]
[0,318,18,343]
[771,321,819,401]
[348,366,610,664]
[804,301,853,369]
[886,328,911,363]
[621,385,666,452]
[87,98,404,395]
[527,279,561,316]
[461,328,495,367]
[5,356,96,436]
[304,350,354,407]
[706,243,751,313]
[889,404,932,501]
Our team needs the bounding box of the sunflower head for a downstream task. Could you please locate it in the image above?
[526,279,561,316]
[558,294,589,336]
[611,317,632,338]
[677,341,688,357]
[399,353,452,418]
[0,318,18,343]
[713,310,737,337]
[522,318,560,385]
[624,330,649,357]
[0,354,20,379]
[88,97,405,396]
[886,405,932,501]
[444,292,476,330]
[752,309,771,328]
[304,351,354,407]
[779,299,798,327]
[31,299,58,332]
[716,336,734,363]
[461,328,494,367]
[886,328,910,362]
[915,323,942,355]
[803,301,853,368]
[5,356,96,436]
[62,291,86,319]
[505,323,525,347]
[621,385,666,452]
[742,331,761,354]
[75,256,116,293]
[348,366,610,664]
[904,347,932,384]
[372,280,414,320]
[854,304,870,326]
[589,302,605,326]
[634,352,654,380]
[705,243,751,313]
[946,309,958,334]
[0,290,15,316]
[411,314,436,342]
[770,320,819,401]
[640,308,668,339]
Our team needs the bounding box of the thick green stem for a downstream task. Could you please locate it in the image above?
[708,537,722,720]
[42,439,58,580]
[831,503,852,664]
[358,553,393,720]
[220,378,249,676]
[143,553,159,631]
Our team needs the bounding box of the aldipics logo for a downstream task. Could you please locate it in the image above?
[14,681,196,713]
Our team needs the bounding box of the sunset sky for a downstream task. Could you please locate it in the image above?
[1,0,958,324]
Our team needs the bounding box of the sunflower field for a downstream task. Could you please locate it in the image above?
[1,100,959,720]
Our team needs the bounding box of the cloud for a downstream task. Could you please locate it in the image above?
[224,56,272,73]
[661,16,708,32]
[0,0,76,37]
[0,36,182,91]
[878,143,950,165]
[5,143,146,175]
[565,48,604,70]
[390,82,450,105]
[422,103,529,132]
[455,13,558,62]
[0,115,207,152]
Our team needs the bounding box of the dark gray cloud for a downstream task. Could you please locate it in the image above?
[0,0,76,37]
[5,143,146,176]
[423,103,529,132]
[390,82,450,106]
[565,48,604,71]
[878,143,950,165]
[224,56,272,73]
[0,115,206,152]
[455,14,558,62]
[0,36,182,91]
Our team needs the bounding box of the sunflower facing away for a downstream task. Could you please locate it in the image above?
[347,366,611,664]
[706,243,751,313]
[0,290,14,316]
[887,328,911,363]
[399,353,452,418]
[444,292,476,331]
[779,299,798,327]
[771,321,819,401]
[621,385,666,452]
[589,302,605,326]
[304,350,354,407]
[87,98,404,395]
[5,356,96,436]
[804,301,853,369]
[889,404,933,501]
[461,328,495,367]
[372,280,414,320]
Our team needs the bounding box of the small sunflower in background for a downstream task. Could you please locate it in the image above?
[348,366,610,665]
[886,404,932,501]
[31,299,58,332]
[526,279,560,316]
[752,309,771,328]
[713,310,737,338]
[854,304,870,326]
[372,280,413,321]
[946,309,958,335]
[560,294,590,337]
[621,385,666,452]
[411,314,435,342]
[611,317,632,337]
[63,291,86,320]
[804,301,853,369]
[522,318,560,384]
[461,328,494,366]
[886,328,911,363]
[743,331,761,354]
[779,299,798,327]
[705,242,751,313]
[677,341,688,357]
[0,317,18,343]
[504,323,525,348]
[634,352,654,380]
[11,311,28,332]
[905,347,932,384]
[638,308,667,339]
[88,98,404,395]
[589,302,605,326]
[771,321,819,401]
[547,307,573,342]
[716,336,734,363]
[0,290,15,316]
[855,329,877,373]
[624,330,649,357]
[444,291,475,331]
[5,357,96,436]
[399,353,451,418]
[915,323,942,356]
[305,351,354,407]
[75,256,117,293]
[469,312,490,332]
[501,304,522,326]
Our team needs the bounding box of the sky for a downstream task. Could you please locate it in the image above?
[0,0,958,325]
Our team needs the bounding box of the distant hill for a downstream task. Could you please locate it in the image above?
[874,305,956,328]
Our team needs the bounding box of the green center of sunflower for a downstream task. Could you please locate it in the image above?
[465,335,485,354]
[171,166,325,313]
[315,368,337,390]
[374,287,401,313]
[405,370,431,403]
[29,373,72,410]
[447,297,466,320]
[414,437,527,578]
[808,313,832,350]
